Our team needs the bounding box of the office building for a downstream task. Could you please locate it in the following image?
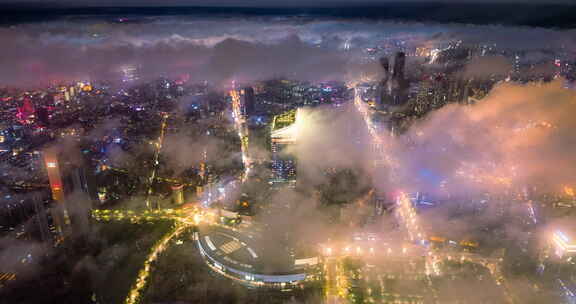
[270,109,298,187]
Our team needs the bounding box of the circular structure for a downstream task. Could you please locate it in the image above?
[194,224,319,289]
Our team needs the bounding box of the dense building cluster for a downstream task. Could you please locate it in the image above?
[1,30,576,304]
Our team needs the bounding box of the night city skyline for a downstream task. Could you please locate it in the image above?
[1,1,576,304]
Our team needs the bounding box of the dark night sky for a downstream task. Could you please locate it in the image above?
[2,0,575,7]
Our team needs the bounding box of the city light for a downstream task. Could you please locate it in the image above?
[564,186,575,197]
[230,88,253,183]
[125,224,187,304]
[2,11,574,304]
[552,231,576,257]
[144,113,169,209]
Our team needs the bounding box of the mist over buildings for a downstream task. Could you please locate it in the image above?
[14,15,572,247]
[393,80,576,195]
[1,17,575,87]
[2,11,576,304]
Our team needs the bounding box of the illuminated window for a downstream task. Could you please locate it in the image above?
[47,162,56,168]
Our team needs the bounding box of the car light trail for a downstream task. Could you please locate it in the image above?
[230,88,252,183]
[353,87,397,172]
[352,85,424,245]
[352,83,441,282]
[125,223,187,304]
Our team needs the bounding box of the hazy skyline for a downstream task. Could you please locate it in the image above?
[1,3,575,304]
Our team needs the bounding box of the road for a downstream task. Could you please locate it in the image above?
[229,88,253,183]
[145,112,169,209]
[352,83,514,303]
[324,257,347,304]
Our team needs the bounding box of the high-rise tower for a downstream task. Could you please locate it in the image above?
[42,148,95,238]
[241,87,256,117]
[392,52,406,81]
[380,57,390,77]
[270,109,298,187]
[376,57,391,110]
[43,148,69,236]
[377,52,409,109]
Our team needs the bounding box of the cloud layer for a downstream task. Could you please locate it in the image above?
[1,17,575,87]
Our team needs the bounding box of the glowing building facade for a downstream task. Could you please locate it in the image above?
[120,64,140,83]
[43,148,94,238]
[16,97,35,124]
[43,148,69,236]
[43,149,64,203]
[552,231,576,258]
[270,109,298,187]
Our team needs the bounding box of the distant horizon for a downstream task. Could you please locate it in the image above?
[2,0,576,9]
[2,2,575,29]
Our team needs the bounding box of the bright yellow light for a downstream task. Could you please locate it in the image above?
[193,213,202,224]
[564,186,575,197]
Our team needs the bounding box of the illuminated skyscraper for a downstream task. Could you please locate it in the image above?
[241,87,255,117]
[270,109,298,187]
[43,148,69,236]
[44,149,65,202]
[42,148,95,238]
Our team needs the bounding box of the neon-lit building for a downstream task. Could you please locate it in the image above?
[16,97,35,124]
[270,109,298,187]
